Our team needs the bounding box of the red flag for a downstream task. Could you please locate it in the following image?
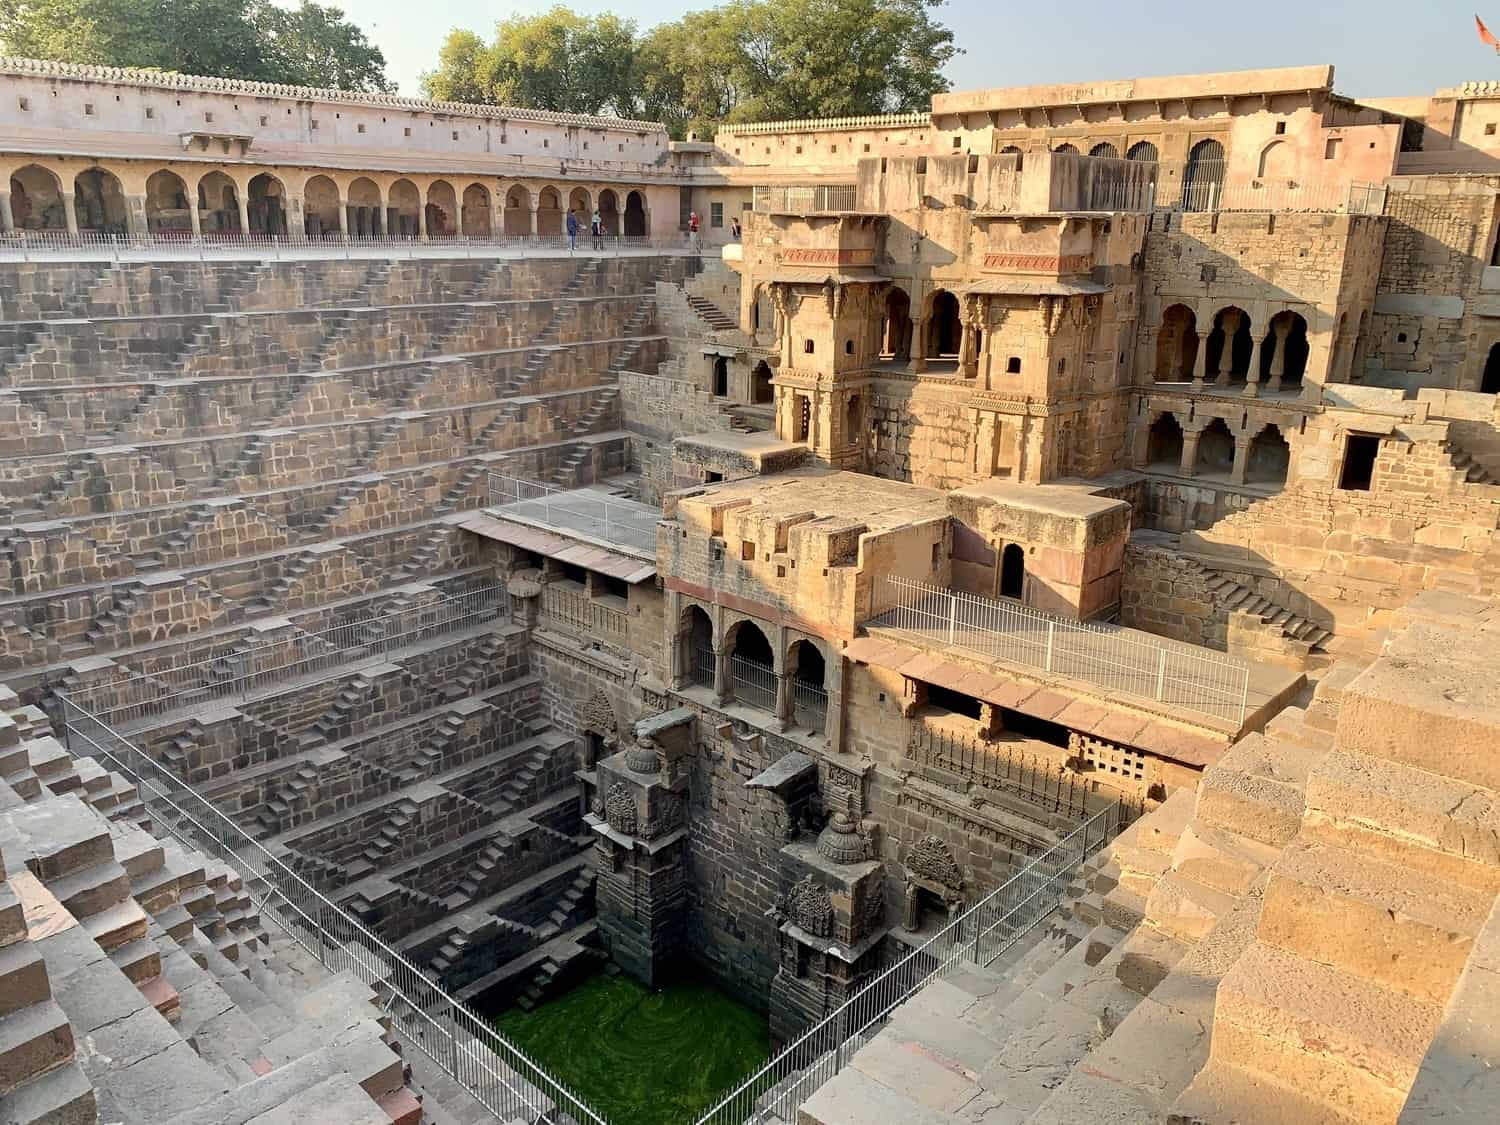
[1478,13,1500,49]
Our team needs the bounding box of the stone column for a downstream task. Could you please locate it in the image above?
[912,317,928,374]
[712,639,730,704]
[0,190,13,232]
[236,191,251,237]
[1191,331,1207,388]
[336,198,349,239]
[1214,310,1240,385]
[1180,427,1202,477]
[774,671,792,730]
[1243,334,1264,397]
[188,197,202,238]
[528,204,539,237]
[417,195,428,240]
[126,195,148,236]
[1230,431,1251,485]
[1266,317,1290,393]
[62,192,79,236]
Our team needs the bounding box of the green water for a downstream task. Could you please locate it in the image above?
[490,972,769,1125]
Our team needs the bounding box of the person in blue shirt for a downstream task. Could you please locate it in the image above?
[566,209,579,251]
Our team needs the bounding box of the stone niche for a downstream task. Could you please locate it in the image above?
[948,480,1131,619]
[587,709,695,987]
[765,810,887,1046]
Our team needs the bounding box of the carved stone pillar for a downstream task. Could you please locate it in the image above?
[1214,310,1241,385]
[912,317,928,374]
[336,198,348,239]
[775,671,792,731]
[1266,317,1291,393]
[236,191,251,237]
[1180,428,1202,477]
[188,196,203,238]
[1244,334,1264,397]
[713,642,730,704]
[0,190,16,232]
[528,205,539,237]
[62,192,79,236]
[1230,432,1251,485]
[1191,332,1208,388]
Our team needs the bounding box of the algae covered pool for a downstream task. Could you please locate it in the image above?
[488,972,770,1125]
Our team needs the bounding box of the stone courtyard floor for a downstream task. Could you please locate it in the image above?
[487,970,769,1125]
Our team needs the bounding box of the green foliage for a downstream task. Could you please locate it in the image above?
[489,971,768,1125]
[0,0,391,91]
[422,0,959,137]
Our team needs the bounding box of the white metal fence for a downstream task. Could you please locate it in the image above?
[0,230,699,262]
[55,693,610,1125]
[869,575,1250,726]
[67,582,505,728]
[751,185,859,214]
[729,655,777,712]
[690,802,1125,1125]
[488,473,660,557]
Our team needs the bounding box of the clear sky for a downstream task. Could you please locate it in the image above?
[323,0,1499,103]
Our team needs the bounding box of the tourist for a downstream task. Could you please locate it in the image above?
[689,210,700,250]
[566,209,579,252]
[731,216,741,240]
[591,207,603,250]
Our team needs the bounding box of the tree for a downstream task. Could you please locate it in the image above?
[254,3,393,93]
[0,0,391,91]
[422,7,640,117]
[422,0,957,137]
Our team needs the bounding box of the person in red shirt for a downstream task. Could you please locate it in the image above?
[688,211,700,249]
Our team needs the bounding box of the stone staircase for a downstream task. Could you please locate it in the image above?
[685,293,738,332]
[1445,440,1500,486]
[800,592,1500,1125]
[1189,555,1332,650]
[0,687,435,1125]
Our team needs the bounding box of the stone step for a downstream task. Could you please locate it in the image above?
[1170,821,1281,898]
[1146,870,1241,945]
[1259,840,1490,1005]
[1168,1059,1363,1125]
[799,1061,958,1125]
[1212,941,1443,1123]
[1302,748,1500,894]
[0,998,75,1093]
[0,1058,95,1125]
[0,943,50,1019]
[1194,732,1322,847]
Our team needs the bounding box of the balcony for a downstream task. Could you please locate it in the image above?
[539,581,628,644]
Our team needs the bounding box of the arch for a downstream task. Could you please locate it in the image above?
[927,289,962,359]
[1484,343,1500,394]
[1182,139,1226,211]
[1206,306,1253,380]
[74,167,127,234]
[503,184,532,237]
[752,360,774,404]
[683,604,715,686]
[1000,543,1025,599]
[712,355,729,397]
[461,183,492,237]
[303,175,340,238]
[1156,303,1198,380]
[246,172,286,236]
[347,176,382,236]
[1053,143,1079,155]
[598,188,620,236]
[1147,412,1184,468]
[426,180,458,237]
[787,638,827,730]
[1126,140,1159,163]
[1257,139,1293,179]
[144,170,191,235]
[882,286,913,361]
[726,619,775,710]
[1089,142,1119,159]
[536,185,563,236]
[1263,310,1309,387]
[387,178,420,237]
[1195,418,1236,476]
[624,190,647,237]
[1247,424,1290,486]
[197,171,241,234]
[568,186,591,217]
[8,164,65,230]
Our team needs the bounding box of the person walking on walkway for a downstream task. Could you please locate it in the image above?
[591,207,604,250]
[688,210,701,251]
[566,209,579,252]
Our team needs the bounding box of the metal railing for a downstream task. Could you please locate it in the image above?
[752,185,859,213]
[0,230,699,262]
[729,655,777,712]
[1145,163,1389,215]
[55,693,611,1125]
[908,726,1092,820]
[67,582,505,728]
[869,575,1250,726]
[791,680,828,732]
[539,581,629,642]
[692,645,716,689]
[488,472,660,557]
[690,801,1125,1125]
